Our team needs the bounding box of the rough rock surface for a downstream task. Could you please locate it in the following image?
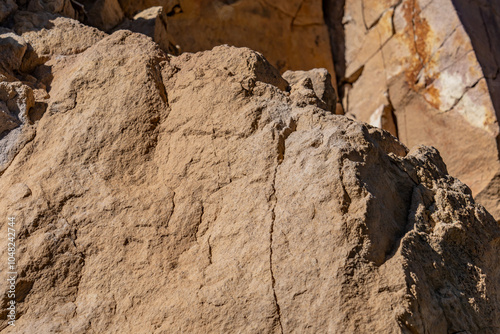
[283,68,337,113]
[53,0,500,220]
[0,26,499,334]
[12,11,107,72]
[155,0,336,77]
[0,8,106,178]
[26,0,76,20]
[80,0,124,32]
[336,0,500,220]
[115,6,178,55]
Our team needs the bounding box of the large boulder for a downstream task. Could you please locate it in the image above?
[0,30,498,333]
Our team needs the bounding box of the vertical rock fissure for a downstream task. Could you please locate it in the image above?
[269,161,284,333]
[291,0,305,28]
[322,0,346,99]
[268,121,297,332]
[338,157,352,214]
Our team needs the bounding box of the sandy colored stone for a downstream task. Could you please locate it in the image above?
[0,27,498,333]
[0,28,27,72]
[12,11,107,72]
[115,6,178,55]
[340,0,500,220]
[389,74,500,203]
[362,0,400,28]
[161,0,335,77]
[26,0,76,19]
[345,7,394,78]
[0,79,36,174]
[343,0,367,73]
[368,102,397,137]
[347,51,388,122]
[117,0,178,17]
[283,68,337,113]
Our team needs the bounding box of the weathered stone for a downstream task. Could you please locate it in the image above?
[12,11,107,72]
[0,28,27,72]
[283,68,337,113]
[337,0,500,220]
[117,0,177,17]
[27,0,76,19]
[0,29,498,333]
[368,101,398,137]
[115,6,178,54]
[81,0,125,32]
[0,79,36,173]
[162,0,336,77]
[362,0,400,28]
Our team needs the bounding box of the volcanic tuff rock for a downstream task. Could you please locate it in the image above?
[0,19,499,334]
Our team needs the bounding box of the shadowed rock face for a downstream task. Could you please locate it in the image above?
[327,0,500,221]
[0,20,499,333]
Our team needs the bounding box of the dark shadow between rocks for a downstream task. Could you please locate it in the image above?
[452,0,500,145]
[322,0,346,96]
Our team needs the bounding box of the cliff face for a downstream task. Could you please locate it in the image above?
[1,2,500,334]
[335,0,500,221]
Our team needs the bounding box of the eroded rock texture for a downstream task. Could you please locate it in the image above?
[161,0,336,80]
[333,0,500,220]
[50,0,499,221]
[0,18,499,333]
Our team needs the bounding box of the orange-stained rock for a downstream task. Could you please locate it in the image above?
[339,0,500,220]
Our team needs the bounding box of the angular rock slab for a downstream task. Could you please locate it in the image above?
[337,0,500,221]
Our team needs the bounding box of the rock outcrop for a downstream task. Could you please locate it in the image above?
[0,17,499,333]
[48,0,499,221]
[162,0,337,84]
[334,0,500,220]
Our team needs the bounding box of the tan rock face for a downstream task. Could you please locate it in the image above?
[117,0,176,17]
[156,0,336,78]
[12,11,107,72]
[0,9,106,178]
[283,68,337,113]
[0,25,499,333]
[26,0,76,19]
[114,6,178,55]
[337,0,500,220]
[22,0,336,84]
